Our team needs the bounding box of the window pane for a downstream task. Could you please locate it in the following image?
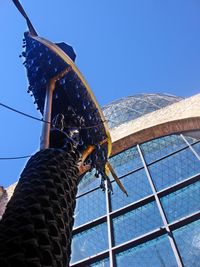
[161,181,200,223]
[141,135,187,164]
[78,169,100,196]
[192,142,200,157]
[71,223,108,263]
[113,201,162,246]
[149,148,200,191]
[110,169,151,211]
[183,133,200,144]
[109,146,142,177]
[115,235,177,267]
[173,219,200,266]
[90,258,110,267]
[74,188,106,227]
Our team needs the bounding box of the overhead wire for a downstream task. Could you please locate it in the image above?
[0,101,109,160]
[0,156,31,160]
[0,102,107,129]
[0,102,50,124]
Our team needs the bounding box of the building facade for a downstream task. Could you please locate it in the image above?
[70,93,200,267]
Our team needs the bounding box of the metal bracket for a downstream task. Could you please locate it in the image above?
[40,67,71,150]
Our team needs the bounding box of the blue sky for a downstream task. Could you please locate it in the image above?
[0,0,200,187]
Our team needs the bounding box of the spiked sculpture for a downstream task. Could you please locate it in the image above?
[0,1,127,266]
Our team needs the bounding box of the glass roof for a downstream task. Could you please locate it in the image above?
[102,93,183,129]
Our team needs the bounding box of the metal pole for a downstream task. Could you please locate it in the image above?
[105,180,114,267]
[40,67,71,150]
[40,80,55,150]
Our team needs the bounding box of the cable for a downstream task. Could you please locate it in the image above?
[0,155,31,160]
[0,102,50,124]
[0,102,107,129]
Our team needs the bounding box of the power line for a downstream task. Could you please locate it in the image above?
[0,102,50,124]
[0,155,31,160]
[0,101,109,160]
[0,102,108,129]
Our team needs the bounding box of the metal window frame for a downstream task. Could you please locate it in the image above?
[71,175,200,266]
[73,172,200,234]
[137,144,184,267]
[71,211,200,266]
[71,172,200,266]
[105,181,115,267]
[70,137,200,267]
[76,139,200,199]
[181,134,200,161]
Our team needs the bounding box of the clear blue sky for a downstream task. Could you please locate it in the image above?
[0,0,200,187]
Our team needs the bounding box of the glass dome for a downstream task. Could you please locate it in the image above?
[102,93,183,129]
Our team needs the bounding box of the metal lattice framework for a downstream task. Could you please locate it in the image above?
[102,93,183,129]
[71,133,200,267]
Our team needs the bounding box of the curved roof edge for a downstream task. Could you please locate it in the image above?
[102,93,183,108]
[102,93,184,129]
[111,93,200,156]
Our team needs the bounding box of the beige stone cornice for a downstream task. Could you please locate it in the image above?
[110,94,200,156]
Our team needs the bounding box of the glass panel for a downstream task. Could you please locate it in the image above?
[149,147,200,191]
[173,219,200,266]
[109,146,143,177]
[90,258,110,267]
[78,169,100,196]
[113,201,162,246]
[115,235,177,267]
[182,132,200,144]
[141,135,187,164]
[102,94,182,129]
[161,181,200,223]
[192,142,200,157]
[74,188,106,227]
[110,169,151,211]
[71,223,108,264]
